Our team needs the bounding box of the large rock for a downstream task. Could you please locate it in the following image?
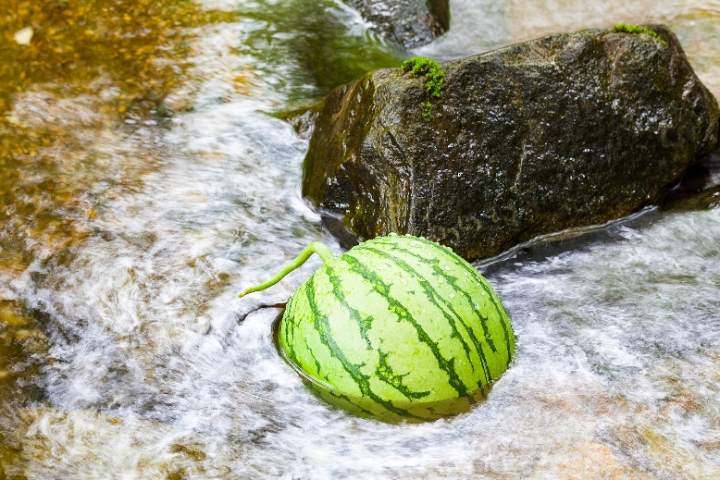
[346,0,450,49]
[303,25,720,260]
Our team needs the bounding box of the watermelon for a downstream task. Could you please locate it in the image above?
[240,234,515,422]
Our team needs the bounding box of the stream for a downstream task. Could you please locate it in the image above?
[1,0,719,478]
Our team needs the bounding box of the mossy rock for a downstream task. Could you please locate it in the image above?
[303,25,720,260]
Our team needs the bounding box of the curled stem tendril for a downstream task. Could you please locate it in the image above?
[238,242,335,297]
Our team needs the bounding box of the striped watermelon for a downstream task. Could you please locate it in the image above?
[240,234,515,422]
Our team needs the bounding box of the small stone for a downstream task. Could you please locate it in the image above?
[14,27,34,46]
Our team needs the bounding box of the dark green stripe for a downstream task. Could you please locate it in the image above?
[324,268,374,350]
[288,290,303,360]
[372,239,498,353]
[324,266,430,401]
[342,254,469,398]
[305,274,420,419]
[282,292,299,362]
[375,351,431,400]
[304,338,326,381]
[357,245,492,388]
[395,236,514,365]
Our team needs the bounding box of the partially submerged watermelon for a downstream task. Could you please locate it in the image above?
[240,234,515,422]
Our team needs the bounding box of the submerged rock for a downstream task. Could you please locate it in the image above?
[346,0,450,49]
[303,25,720,260]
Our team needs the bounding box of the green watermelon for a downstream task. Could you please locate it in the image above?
[240,234,515,422]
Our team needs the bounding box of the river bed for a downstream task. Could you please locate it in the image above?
[1,0,719,478]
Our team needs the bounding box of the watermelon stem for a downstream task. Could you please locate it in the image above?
[238,242,335,297]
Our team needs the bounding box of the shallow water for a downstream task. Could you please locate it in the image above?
[1,0,719,478]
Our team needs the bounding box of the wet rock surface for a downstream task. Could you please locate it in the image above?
[346,0,450,49]
[303,25,720,260]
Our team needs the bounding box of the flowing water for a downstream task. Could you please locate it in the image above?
[1,0,719,478]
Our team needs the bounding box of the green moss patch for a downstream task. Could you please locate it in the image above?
[402,56,446,121]
[613,23,665,44]
[402,56,446,97]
